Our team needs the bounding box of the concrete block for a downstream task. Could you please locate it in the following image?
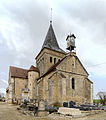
[58,107,81,116]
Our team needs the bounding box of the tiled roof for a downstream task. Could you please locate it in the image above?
[42,24,65,53]
[37,52,89,80]
[86,78,93,84]
[37,56,67,80]
[10,66,28,79]
[28,65,39,72]
[60,73,66,78]
[46,56,67,74]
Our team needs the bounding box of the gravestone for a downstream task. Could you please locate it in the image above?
[69,101,75,108]
[38,99,47,116]
[63,102,68,107]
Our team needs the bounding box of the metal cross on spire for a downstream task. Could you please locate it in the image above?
[50,8,52,24]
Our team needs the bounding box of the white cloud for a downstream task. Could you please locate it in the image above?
[0,79,8,94]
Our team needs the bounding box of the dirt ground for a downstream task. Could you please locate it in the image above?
[0,102,47,120]
[0,102,106,120]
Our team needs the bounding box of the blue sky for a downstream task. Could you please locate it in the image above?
[0,0,106,98]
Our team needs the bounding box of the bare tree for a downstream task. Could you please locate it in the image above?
[97,92,106,105]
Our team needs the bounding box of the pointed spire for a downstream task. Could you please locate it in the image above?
[42,24,65,53]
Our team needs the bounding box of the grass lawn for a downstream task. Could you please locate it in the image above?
[93,99,101,104]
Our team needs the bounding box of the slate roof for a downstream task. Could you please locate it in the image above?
[10,66,28,79]
[42,24,65,53]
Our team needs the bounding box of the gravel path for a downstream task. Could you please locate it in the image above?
[0,102,106,120]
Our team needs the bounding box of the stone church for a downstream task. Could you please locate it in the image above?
[6,22,93,105]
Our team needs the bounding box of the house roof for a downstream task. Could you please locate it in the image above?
[10,66,28,79]
[41,24,65,53]
[37,56,67,80]
[28,65,39,72]
[60,73,66,78]
[86,78,93,84]
[37,52,89,80]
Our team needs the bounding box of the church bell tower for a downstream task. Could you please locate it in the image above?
[66,34,76,52]
[36,23,66,76]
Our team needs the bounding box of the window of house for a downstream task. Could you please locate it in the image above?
[54,58,56,64]
[72,78,75,89]
[58,59,60,62]
[50,57,52,63]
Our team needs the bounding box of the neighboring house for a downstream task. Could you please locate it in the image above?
[6,23,93,105]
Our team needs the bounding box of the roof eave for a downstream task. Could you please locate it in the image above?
[35,47,66,60]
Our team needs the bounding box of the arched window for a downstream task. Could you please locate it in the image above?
[54,58,56,64]
[50,57,52,63]
[72,78,75,89]
[58,59,60,62]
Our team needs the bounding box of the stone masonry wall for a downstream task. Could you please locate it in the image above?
[36,48,66,76]
[15,78,27,104]
[28,71,39,100]
[37,53,93,105]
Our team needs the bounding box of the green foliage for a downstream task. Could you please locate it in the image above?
[96,92,106,105]
[51,102,62,107]
[93,99,100,104]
